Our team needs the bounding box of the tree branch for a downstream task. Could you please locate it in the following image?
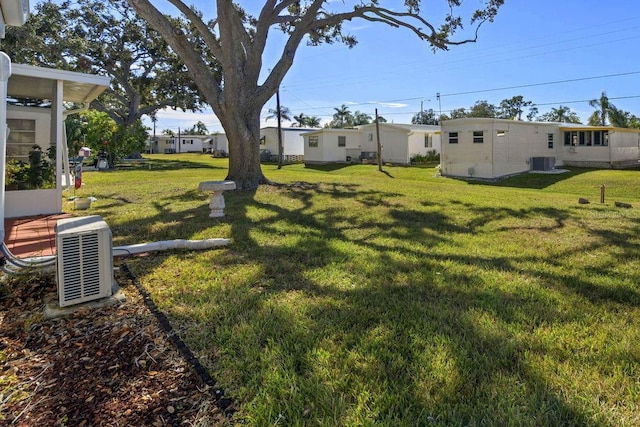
[166,0,222,58]
[126,0,223,111]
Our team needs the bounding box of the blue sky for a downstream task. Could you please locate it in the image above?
[151,0,640,133]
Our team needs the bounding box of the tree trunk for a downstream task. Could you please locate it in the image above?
[221,105,268,190]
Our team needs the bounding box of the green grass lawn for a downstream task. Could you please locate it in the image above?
[75,154,640,426]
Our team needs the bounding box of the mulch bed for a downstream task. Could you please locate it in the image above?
[0,269,228,426]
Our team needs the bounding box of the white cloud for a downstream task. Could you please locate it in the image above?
[377,102,409,108]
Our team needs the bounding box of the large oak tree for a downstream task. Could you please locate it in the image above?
[127,0,504,189]
[3,0,205,128]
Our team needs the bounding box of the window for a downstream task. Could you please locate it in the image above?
[424,134,433,148]
[496,130,506,137]
[594,131,601,145]
[6,119,36,162]
[603,131,609,146]
[260,136,266,145]
[473,130,484,143]
[547,133,554,149]
[368,133,373,141]
[448,132,459,144]
[338,136,346,147]
[578,132,585,146]
[308,136,318,147]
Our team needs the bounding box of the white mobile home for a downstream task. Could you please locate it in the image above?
[440,118,640,179]
[259,127,315,162]
[204,132,228,156]
[303,123,441,165]
[149,134,208,154]
[302,128,362,164]
[358,123,441,164]
[559,125,640,169]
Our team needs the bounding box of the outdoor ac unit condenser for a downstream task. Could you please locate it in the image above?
[55,215,114,307]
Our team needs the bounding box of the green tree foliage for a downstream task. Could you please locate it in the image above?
[538,106,582,124]
[78,110,147,166]
[467,100,497,118]
[186,121,209,135]
[411,109,439,125]
[588,91,611,126]
[266,106,293,123]
[293,113,322,128]
[497,95,536,120]
[328,104,354,128]
[353,111,372,126]
[4,0,205,129]
[127,0,504,189]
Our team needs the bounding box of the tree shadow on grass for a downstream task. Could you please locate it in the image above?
[115,180,639,425]
[144,156,227,171]
[188,184,639,425]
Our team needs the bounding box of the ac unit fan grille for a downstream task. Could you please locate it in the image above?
[59,233,103,303]
[56,216,113,307]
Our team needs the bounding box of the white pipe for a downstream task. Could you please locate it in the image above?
[0,51,11,243]
[112,238,230,257]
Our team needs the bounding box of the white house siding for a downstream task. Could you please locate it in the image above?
[441,119,495,178]
[442,119,640,179]
[493,122,559,178]
[611,130,640,166]
[441,119,562,179]
[260,127,314,162]
[205,133,228,155]
[559,127,640,169]
[303,129,360,164]
[305,124,441,165]
[6,106,51,162]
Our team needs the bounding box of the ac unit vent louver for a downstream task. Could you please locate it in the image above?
[56,215,113,307]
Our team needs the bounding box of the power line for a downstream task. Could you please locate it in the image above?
[438,71,640,98]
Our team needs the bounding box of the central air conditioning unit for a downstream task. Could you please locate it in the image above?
[55,215,114,307]
[531,157,555,171]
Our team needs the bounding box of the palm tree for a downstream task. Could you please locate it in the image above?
[332,104,353,128]
[588,91,611,126]
[353,111,372,125]
[306,116,321,128]
[539,106,582,123]
[266,105,292,122]
[293,113,307,127]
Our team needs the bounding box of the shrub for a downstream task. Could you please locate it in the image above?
[410,150,440,164]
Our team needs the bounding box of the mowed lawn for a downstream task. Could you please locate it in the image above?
[78,154,640,426]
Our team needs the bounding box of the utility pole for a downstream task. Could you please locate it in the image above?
[375,108,382,172]
[276,88,283,169]
[437,93,442,125]
[177,127,181,154]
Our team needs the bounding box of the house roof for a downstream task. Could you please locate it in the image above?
[358,123,440,133]
[8,63,110,103]
[261,126,318,132]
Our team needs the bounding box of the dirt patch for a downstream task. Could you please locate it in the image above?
[0,270,228,426]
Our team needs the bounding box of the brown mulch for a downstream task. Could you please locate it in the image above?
[0,269,229,426]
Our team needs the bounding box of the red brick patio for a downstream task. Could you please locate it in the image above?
[3,214,72,258]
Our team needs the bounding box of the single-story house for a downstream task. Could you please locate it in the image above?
[259,127,316,162]
[303,123,441,165]
[2,61,110,219]
[148,133,229,155]
[148,134,206,154]
[439,118,640,179]
[204,132,228,156]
